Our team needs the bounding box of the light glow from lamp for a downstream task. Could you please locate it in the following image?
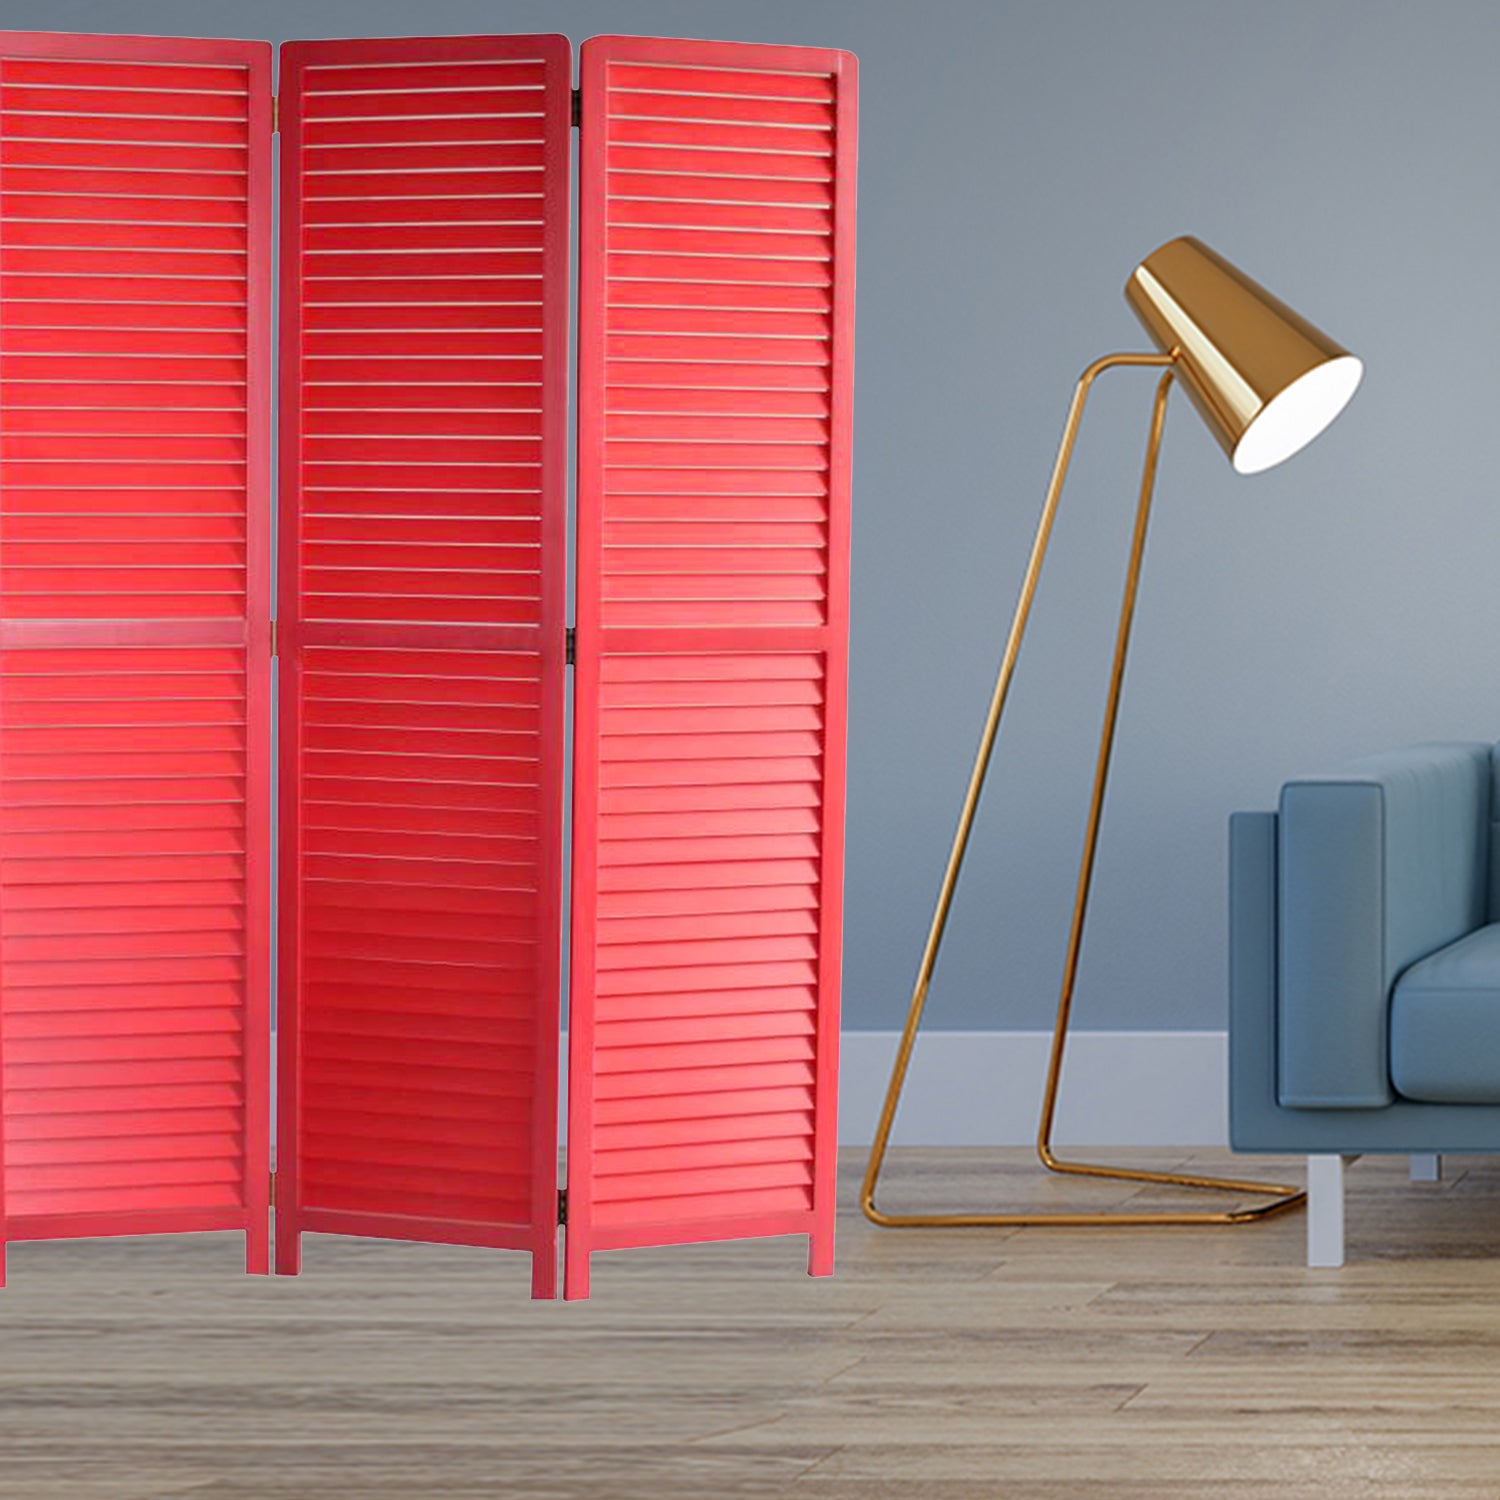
[1231,353,1364,474]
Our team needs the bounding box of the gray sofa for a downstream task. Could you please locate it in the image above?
[1230,741,1500,1264]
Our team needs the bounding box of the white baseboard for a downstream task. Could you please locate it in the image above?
[836,1030,1229,1147]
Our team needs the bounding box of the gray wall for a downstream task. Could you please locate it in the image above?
[9,0,1498,1031]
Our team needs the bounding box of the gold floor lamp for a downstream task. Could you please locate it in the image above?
[861,235,1363,1229]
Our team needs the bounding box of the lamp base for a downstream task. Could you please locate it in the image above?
[861,1152,1305,1230]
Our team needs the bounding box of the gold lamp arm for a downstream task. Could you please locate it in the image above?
[860,351,1305,1229]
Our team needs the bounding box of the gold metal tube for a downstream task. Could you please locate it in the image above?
[860,352,1305,1229]
[1036,370,1174,1165]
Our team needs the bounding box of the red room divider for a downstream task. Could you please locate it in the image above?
[0,31,274,1281]
[0,27,853,1300]
[566,36,856,1300]
[275,32,571,1300]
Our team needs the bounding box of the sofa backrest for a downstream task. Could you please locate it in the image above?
[1278,743,1491,1108]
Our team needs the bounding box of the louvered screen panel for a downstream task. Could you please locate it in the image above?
[567,36,856,1300]
[277,35,570,1298]
[0,32,273,1277]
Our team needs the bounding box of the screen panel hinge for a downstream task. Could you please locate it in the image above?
[272,94,279,134]
[565,627,576,666]
[557,1188,568,1226]
[571,87,581,128]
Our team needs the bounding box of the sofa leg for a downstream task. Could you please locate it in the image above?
[1410,1153,1442,1182]
[1307,1154,1358,1268]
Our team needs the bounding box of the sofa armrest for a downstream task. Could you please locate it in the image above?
[1229,812,1280,1144]
[1277,742,1491,1108]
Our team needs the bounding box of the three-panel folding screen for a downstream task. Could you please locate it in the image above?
[0,29,855,1299]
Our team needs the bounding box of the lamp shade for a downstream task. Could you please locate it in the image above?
[1125,236,1362,475]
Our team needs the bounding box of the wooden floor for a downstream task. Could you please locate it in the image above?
[8,1148,1500,1497]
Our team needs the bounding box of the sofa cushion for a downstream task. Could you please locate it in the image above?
[1391,923,1500,1103]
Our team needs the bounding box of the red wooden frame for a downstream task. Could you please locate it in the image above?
[0,30,274,1278]
[566,35,856,1299]
[275,34,570,1297]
